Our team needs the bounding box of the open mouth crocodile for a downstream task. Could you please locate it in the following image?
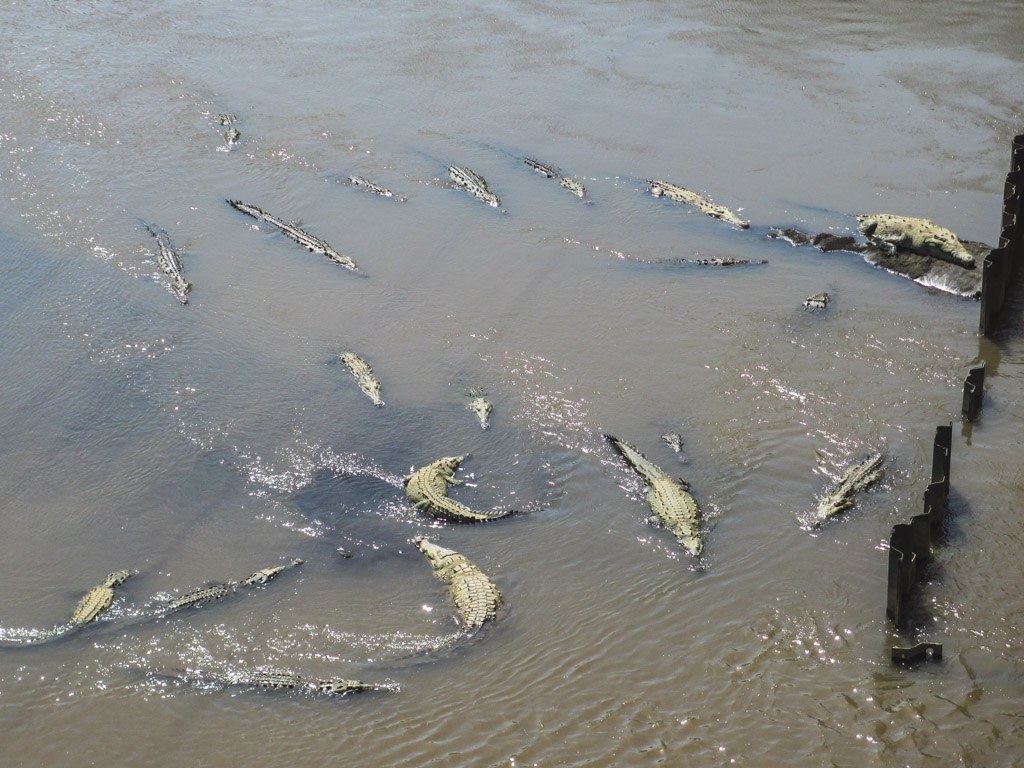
[227,199,360,271]
[448,165,501,208]
[414,537,502,631]
[605,434,704,557]
[856,214,976,269]
[340,351,385,407]
[524,158,587,199]
[145,225,191,304]
[404,455,515,523]
[813,452,886,526]
[0,569,134,647]
[159,668,396,697]
[648,180,749,229]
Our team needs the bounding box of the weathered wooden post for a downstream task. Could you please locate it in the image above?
[962,362,985,421]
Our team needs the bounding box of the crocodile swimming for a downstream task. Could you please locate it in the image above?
[605,434,704,557]
[803,292,829,311]
[467,390,493,430]
[152,558,304,618]
[813,452,885,526]
[340,351,384,407]
[524,157,587,199]
[414,537,502,631]
[648,180,749,229]
[404,456,514,523]
[856,214,976,269]
[348,175,402,200]
[0,569,134,647]
[448,165,501,208]
[146,225,191,304]
[661,433,684,453]
[157,667,395,697]
[227,199,360,271]
[217,114,240,148]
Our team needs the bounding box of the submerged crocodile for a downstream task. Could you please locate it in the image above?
[648,180,749,229]
[160,668,395,697]
[803,292,829,311]
[661,433,684,453]
[524,158,587,199]
[227,200,360,271]
[146,225,191,304]
[340,351,384,407]
[0,570,134,647]
[152,558,303,617]
[217,114,240,149]
[467,389,493,430]
[813,452,886,526]
[348,175,402,200]
[414,537,502,631]
[605,435,703,557]
[448,165,501,208]
[404,456,513,523]
[856,214,976,269]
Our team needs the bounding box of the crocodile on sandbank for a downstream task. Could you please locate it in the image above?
[605,434,704,557]
[227,199,360,271]
[340,351,385,407]
[414,537,502,631]
[448,165,501,208]
[648,180,749,229]
[812,453,885,526]
[146,225,191,304]
[404,456,514,523]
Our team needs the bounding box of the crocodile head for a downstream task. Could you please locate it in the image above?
[435,456,465,476]
[414,537,455,568]
[103,570,134,588]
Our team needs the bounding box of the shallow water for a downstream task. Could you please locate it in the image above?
[1,1,1023,765]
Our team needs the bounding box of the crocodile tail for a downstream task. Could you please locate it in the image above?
[604,434,668,484]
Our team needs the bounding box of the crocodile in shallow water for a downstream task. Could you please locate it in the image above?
[348,175,403,200]
[217,114,240,149]
[524,158,587,199]
[161,667,395,697]
[448,165,501,208]
[0,569,134,647]
[605,434,704,557]
[227,199,359,271]
[405,456,514,523]
[803,292,829,311]
[467,390,493,430]
[340,351,384,407]
[414,537,502,631]
[146,225,191,304]
[813,452,885,526]
[856,214,976,269]
[152,558,303,617]
[648,180,749,229]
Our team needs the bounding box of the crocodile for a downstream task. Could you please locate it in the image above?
[162,668,395,696]
[404,456,513,523]
[524,158,587,199]
[414,537,502,631]
[605,434,703,557]
[340,351,384,407]
[0,569,134,647]
[347,175,400,199]
[448,165,501,208]
[661,433,684,453]
[153,558,303,617]
[227,199,360,271]
[467,389,493,430]
[856,214,976,269]
[803,292,829,311]
[648,180,749,229]
[215,114,240,149]
[813,452,886,526]
[146,225,191,304]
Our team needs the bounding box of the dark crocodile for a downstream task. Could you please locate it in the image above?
[605,434,703,557]
[0,570,134,647]
[146,225,191,304]
[404,456,514,523]
[524,157,587,199]
[448,165,501,208]
[347,175,404,200]
[227,199,360,271]
[813,453,885,526]
[803,292,829,311]
[159,668,395,696]
[415,537,502,631]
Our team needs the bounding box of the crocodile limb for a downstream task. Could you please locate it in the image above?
[648,179,749,229]
[226,199,360,271]
[813,452,885,526]
[605,434,704,557]
[0,569,135,648]
[415,537,502,631]
[145,225,191,304]
[404,456,514,523]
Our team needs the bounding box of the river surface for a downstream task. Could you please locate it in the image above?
[1,2,1023,766]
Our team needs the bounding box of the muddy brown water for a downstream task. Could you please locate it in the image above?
[1,2,1023,766]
